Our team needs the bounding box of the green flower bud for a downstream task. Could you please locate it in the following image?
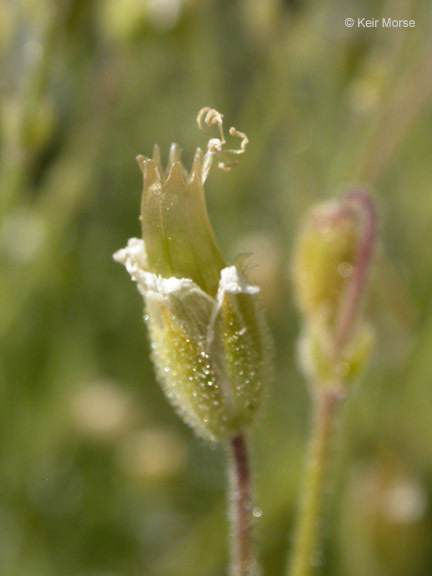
[292,191,377,392]
[114,117,271,441]
[292,200,357,326]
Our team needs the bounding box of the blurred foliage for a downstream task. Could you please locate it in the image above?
[1,0,432,575]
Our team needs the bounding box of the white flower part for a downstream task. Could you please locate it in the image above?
[113,238,212,302]
[114,243,259,342]
[218,266,260,298]
[113,238,148,280]
[206,266,260,346]
[114,242,259,300]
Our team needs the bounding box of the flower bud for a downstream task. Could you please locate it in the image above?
[292,191,377,391]
[292,200,357,326]
[114,130,271,441]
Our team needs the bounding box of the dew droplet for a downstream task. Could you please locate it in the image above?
[252,507,263,518]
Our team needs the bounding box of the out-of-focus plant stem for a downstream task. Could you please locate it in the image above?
[228,433,254,576]
[289,389,341,576]
[0,5,61,214]
[289,190,377,576]
[359,50,432,183]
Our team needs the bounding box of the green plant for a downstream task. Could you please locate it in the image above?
[114,109,409,576]
[114,108,272,576]
[289,190,377,576]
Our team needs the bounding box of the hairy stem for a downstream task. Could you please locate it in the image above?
[228,433,254,576]
[289,389,341,576]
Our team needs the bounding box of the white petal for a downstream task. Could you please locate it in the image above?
[114,244,259,344]
[114,237,214,302]
[218,266,260,297]
[113,238,148,272]
[205,266,260,347]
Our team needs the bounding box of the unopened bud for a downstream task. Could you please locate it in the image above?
[292,200,357,326]
[292,190,377,391]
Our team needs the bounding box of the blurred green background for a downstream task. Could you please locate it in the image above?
[2,0,432,575]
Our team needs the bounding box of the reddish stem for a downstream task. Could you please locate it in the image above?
[335,189,377,349]
[229,433,253,576]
